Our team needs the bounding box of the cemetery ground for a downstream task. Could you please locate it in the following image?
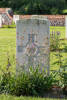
[0,27,67,100]
[0,94,66,100]
[0,27,67,73]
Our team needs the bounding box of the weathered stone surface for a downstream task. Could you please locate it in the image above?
[65,16,67,38]
[16,15,50,74]
[0,15,2,28]
[13,15,19,24]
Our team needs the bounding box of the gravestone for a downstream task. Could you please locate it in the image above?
[0,15,2,28]
[65,16,67,39]
[13,15,19,24]
[16,15,50,75]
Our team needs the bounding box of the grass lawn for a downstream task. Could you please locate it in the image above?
[0,27,67,100]
[0,28,16,74]
[50,26,67,71]
[0,94,67,100]
[0,27,67,73]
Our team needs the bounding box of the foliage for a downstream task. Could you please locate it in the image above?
[0,61,60,97]
[0,67,55,96]
[0,72,15,94]
[2,22,16,28]
[50,8,59,15]
[0,27,67,97]
[50,30,60,51]
[0,66,67,97]
[0,0,66,14]
[62,9,67,14]
[61,72,67,87]
[59,71,67,95]
[0,94,67,100]
[0,26,66,72]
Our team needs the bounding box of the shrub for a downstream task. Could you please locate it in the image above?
[14,68,54,96]
[50,31,60,51]
[0,72,15,94]
[0,67,55,97]
[60,72,67,95]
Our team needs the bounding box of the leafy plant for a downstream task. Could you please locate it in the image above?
[0,67,55,97]
[59,71,67,95]
[50,30,60,51]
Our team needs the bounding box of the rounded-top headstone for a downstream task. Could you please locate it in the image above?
[31,15,48,20]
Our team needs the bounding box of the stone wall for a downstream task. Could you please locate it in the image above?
[19,15,66,26]
[46,15,65,26]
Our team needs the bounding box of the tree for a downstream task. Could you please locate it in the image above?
[0,0,66,14]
